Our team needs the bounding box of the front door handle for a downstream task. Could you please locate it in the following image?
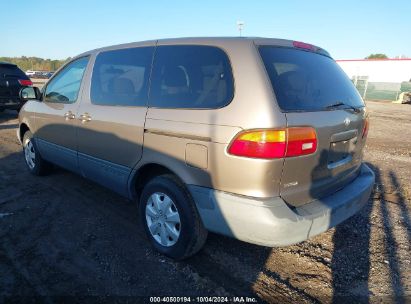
[79,113,92,123]
[64,111,76,120]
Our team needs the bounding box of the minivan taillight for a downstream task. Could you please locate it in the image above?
[228,129,287,159]
[18,79,33,86]
[228,127,317,159]
[286,127,317,157]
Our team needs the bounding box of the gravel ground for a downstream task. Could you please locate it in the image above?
[0,101,410,303]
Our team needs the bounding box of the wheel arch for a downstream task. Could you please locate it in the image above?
[128,162,186,202]
[19,123,30,144]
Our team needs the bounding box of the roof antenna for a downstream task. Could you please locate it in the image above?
[237,21,245,37]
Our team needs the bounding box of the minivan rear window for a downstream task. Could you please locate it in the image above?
[259,46,364,112]
[149,45,234,109]
[0,64,27,79]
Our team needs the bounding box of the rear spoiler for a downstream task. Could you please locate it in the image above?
[292,41,331,58]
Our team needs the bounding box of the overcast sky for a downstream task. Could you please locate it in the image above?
[2,0,410,60]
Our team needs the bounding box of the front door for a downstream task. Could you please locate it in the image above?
[34,56,90,173]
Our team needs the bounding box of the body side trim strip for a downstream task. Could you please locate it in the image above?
[144,128,212,142]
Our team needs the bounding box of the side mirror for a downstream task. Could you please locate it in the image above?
[19,86,42,101]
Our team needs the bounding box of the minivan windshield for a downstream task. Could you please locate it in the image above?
[259,46,364,112]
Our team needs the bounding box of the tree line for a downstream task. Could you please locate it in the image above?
[365,53,388,59]
[0,56,70,72]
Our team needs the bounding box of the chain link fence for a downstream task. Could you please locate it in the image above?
[352,76,411,102]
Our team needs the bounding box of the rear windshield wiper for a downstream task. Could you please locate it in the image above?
[325,102,361,113]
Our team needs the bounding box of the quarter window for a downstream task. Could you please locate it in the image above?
[91,47,154,106]
[149,45,234,109]
[44,57,89,104]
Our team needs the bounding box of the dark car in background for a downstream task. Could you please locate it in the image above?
[0,62,32,112]
[44,71,54,78]
[25,70,55,79]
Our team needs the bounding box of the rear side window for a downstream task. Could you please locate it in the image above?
[259,46,364,111]
[91,47,154,106]
[149,45,234,109]
[0,64,27,79]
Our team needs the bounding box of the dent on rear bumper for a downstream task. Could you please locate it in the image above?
[188,163,375,247]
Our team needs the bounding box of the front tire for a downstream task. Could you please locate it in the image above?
[139,174,208,260]
[22,131,51,176]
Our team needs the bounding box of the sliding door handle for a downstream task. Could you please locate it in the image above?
[79,113,91,123]
[64,111,75,120]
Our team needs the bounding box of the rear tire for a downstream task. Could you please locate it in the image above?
[22,131,52,176]
[139,174,208,260]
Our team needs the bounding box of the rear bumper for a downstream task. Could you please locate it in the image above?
[189,163,375,247]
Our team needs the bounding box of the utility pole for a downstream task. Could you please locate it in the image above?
[237,21,245,37]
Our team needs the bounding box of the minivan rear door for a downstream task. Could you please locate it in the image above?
[76,45,155,196]
[259,46,367,207]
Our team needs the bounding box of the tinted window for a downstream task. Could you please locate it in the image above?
[259,46,364,111]
[44,57,89,103]
[91,47,154,106]
[149,45,234,109]
[0,64,28,79]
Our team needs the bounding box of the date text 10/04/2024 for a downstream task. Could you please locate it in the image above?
[149,296,258,303]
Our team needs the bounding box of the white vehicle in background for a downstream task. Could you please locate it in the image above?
[25,70,36,77]
[25,70,52,79]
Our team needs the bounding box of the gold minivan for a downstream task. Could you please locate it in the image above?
[18,38,375,259]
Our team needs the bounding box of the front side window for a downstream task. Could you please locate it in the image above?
[44,57,89,103]
[149,45,234,109]
[91,47,154,106]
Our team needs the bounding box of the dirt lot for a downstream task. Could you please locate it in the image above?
[0,101,410,303]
